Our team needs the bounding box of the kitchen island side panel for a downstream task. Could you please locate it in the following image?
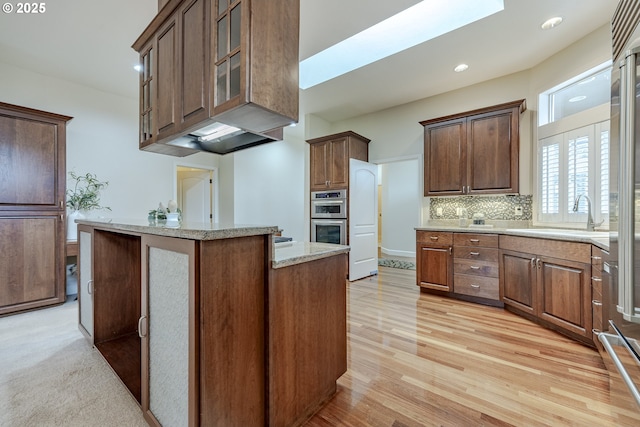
[198,235,268,427]
[268,252,348,427]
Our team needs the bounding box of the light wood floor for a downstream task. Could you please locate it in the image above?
[305,267,640,426]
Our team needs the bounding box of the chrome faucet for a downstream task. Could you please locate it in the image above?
[573,194,603,231]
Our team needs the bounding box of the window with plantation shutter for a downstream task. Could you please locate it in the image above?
[567,131,590,214]
[540,139,560,215]
[599,123,610,218]
[537,121,609,225]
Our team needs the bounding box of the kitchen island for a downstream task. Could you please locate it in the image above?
[75,218,349,427]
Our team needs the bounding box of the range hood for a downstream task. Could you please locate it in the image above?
[165,122,284,155]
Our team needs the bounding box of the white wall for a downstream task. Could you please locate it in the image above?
[231,132,308,241]
[0,61,219,220]
[380,159,420,257]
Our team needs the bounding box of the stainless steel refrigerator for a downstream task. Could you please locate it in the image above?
[600,4,640,409]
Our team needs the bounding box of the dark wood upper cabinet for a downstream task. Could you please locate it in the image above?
[420,99,526,196]
[133,0,299,157]
[0,102,72,316]
[307,131,370,191]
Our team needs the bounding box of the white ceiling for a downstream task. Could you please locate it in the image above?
[0,0,618,124]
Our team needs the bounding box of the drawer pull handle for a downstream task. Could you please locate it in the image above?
[469,239,480,243]
[592,328,602,334]
[430,236,439,241]
[470,252,480,256]
[138,316,147,338]
[592,300,603,306]
[592,277,602,282]
[470,266,480,270]
[591,256,602,261]
[471,284,480,288]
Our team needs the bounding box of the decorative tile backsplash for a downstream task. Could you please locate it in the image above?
[429,195,533,220]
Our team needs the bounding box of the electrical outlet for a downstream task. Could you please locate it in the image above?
[436,207,443,217]
[514,206,523,216]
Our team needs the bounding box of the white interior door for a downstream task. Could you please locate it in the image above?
[177,170,212,223]
[349,159,378,281]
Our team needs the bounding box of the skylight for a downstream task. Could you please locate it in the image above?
[299,0,504,89]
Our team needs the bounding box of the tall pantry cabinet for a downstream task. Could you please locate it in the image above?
[0,102,72,316]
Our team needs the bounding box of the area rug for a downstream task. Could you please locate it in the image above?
[378,258,415,270]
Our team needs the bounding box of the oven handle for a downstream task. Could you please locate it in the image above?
[313,220,347,224]
[598,331,640,407]
[312,199,345,205]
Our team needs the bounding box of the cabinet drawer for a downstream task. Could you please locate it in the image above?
[454,274,499,300]
[454,233,498,248]
[592,274,603,299]
[417,231,453,245]
[454,259,499,278]
[454,246,498,262]
[592,298,604,333]
[591,246,608,271]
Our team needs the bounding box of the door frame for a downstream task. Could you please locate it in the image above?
[173,161,219,223]
[373,154,423,258]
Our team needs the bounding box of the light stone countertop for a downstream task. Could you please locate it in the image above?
[75,218,350,268]
[75,217,279,240]
[416,223,611,250]
[272,241,350,269]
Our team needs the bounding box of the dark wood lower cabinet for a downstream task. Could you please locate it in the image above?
[416,231,453,292]
[0,215,66,316]
[500,250,536,315]
[499,235,592,345]
[417,244,452,291]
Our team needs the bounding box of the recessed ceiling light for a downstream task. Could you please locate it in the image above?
[541,17,563,30]
[569,95,586,103]
[133,64,143,72]
[454,64,469,73]
[299,0,505,89]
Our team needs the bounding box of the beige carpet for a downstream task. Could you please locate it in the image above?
[0,299,146,426]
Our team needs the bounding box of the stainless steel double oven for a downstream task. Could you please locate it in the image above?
[310,189,347,245]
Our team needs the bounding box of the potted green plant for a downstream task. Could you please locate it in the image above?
[66,171,110,240]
